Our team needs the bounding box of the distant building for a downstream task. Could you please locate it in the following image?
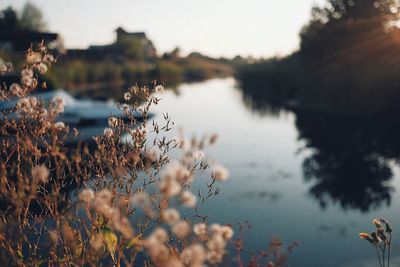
[115,27,156,59]
[0,30,64,53]
[66,27,157,61]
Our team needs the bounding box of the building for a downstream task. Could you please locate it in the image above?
[0,30,64,53]
[66,27,157,61]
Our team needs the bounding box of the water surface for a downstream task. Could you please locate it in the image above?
[149,78,400,267]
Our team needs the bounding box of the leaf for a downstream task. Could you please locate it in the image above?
[125,233,142,249]
[17,249,23,259]
[102,228,118,261]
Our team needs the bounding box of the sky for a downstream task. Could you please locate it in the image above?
[1,0,325,58]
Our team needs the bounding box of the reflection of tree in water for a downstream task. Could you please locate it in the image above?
[296,111,398,212]
[237,85,286,117]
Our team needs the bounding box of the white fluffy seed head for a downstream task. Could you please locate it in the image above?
[161,208,180,225]
[32,165,49,183]
[103,128,114,138]
[212,164,229,181]
[180,190,197,208]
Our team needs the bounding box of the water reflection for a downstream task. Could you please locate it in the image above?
[296,111,396,212]
[238,84,399,212]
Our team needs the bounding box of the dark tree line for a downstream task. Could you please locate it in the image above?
[0,2,47,32]
[236,0,400,114]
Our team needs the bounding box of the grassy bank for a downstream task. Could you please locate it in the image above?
[45,53,233,91]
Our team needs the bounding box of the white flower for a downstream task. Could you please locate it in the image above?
[108,116,118,127]
[54,122,65,130]
[124,92,131,101]
[130,191,150,207]
[103,128,114,138]
[193,223,207,237]
[122,104,130,115]
[21,68,34,87]
[172,220,191,239]
[49,96,64,115]
[10,83,22,96]
[161,208,180,225]
[36,63,48,74]
[220,225,234,240]
[192,150,205,160]
[43,54,55,63]
[155,85,164,92]
[181,244,206,266]
[0,62,12,74]
[212,164,229,181]
[32,165,49,183]
[180,190,197,208]
[79,189,95,203]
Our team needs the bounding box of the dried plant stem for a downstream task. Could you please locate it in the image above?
[376,246,383,267]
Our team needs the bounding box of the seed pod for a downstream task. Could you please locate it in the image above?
[359,233,374,244]
[377,228,387,242]
[380,218,392,233]
[372,219,383,229]
[371,232,380,244]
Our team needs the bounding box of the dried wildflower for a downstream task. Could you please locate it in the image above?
[163,161,193,185]
[159,173,182,198]
[108,116,118,127]
[359,218,393,267]
[371,232,380,243]
[43,54,55,64]
[93,189,114,217]
[36,62,48,74]
[180,190,197,208]
[207,234,226,264]
[130,191,150,207]
[122,103,130,115]
[79,189,95,204]
[25,52,37,64]
[155,85,164,93]
[172,220,191,239]
[124,92,132,101]
[10,83,22,96]
[209,134,218,145]
[377,228,388,242]
[146,146,159,162]
[373,218,383,229]
[193,223,207,237]
[380,218,393,233]
[21,68,34,87]
[103,128,114,139]
[90,233,104,251]
[161,208,180,225]
[113,217,134,239]
[17,96,39,115]
[181,244,206,266]
[212,164,229,181]
[32,165,49,183]
[192,150,205,160]
[54,121,65,130]
[220,225,234,240]
[150,227,168,243]
[0,62,13,74]
[49,96,64,115]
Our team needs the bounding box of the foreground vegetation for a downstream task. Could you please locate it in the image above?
[0,43,297,266]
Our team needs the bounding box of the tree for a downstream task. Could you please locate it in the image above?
[0,7,19,31]
[19,2,47,31]
[300,0,400,53]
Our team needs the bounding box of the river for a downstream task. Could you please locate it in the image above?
[147,77,400,267]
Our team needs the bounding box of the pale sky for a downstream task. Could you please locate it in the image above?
[1,0,325,58]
